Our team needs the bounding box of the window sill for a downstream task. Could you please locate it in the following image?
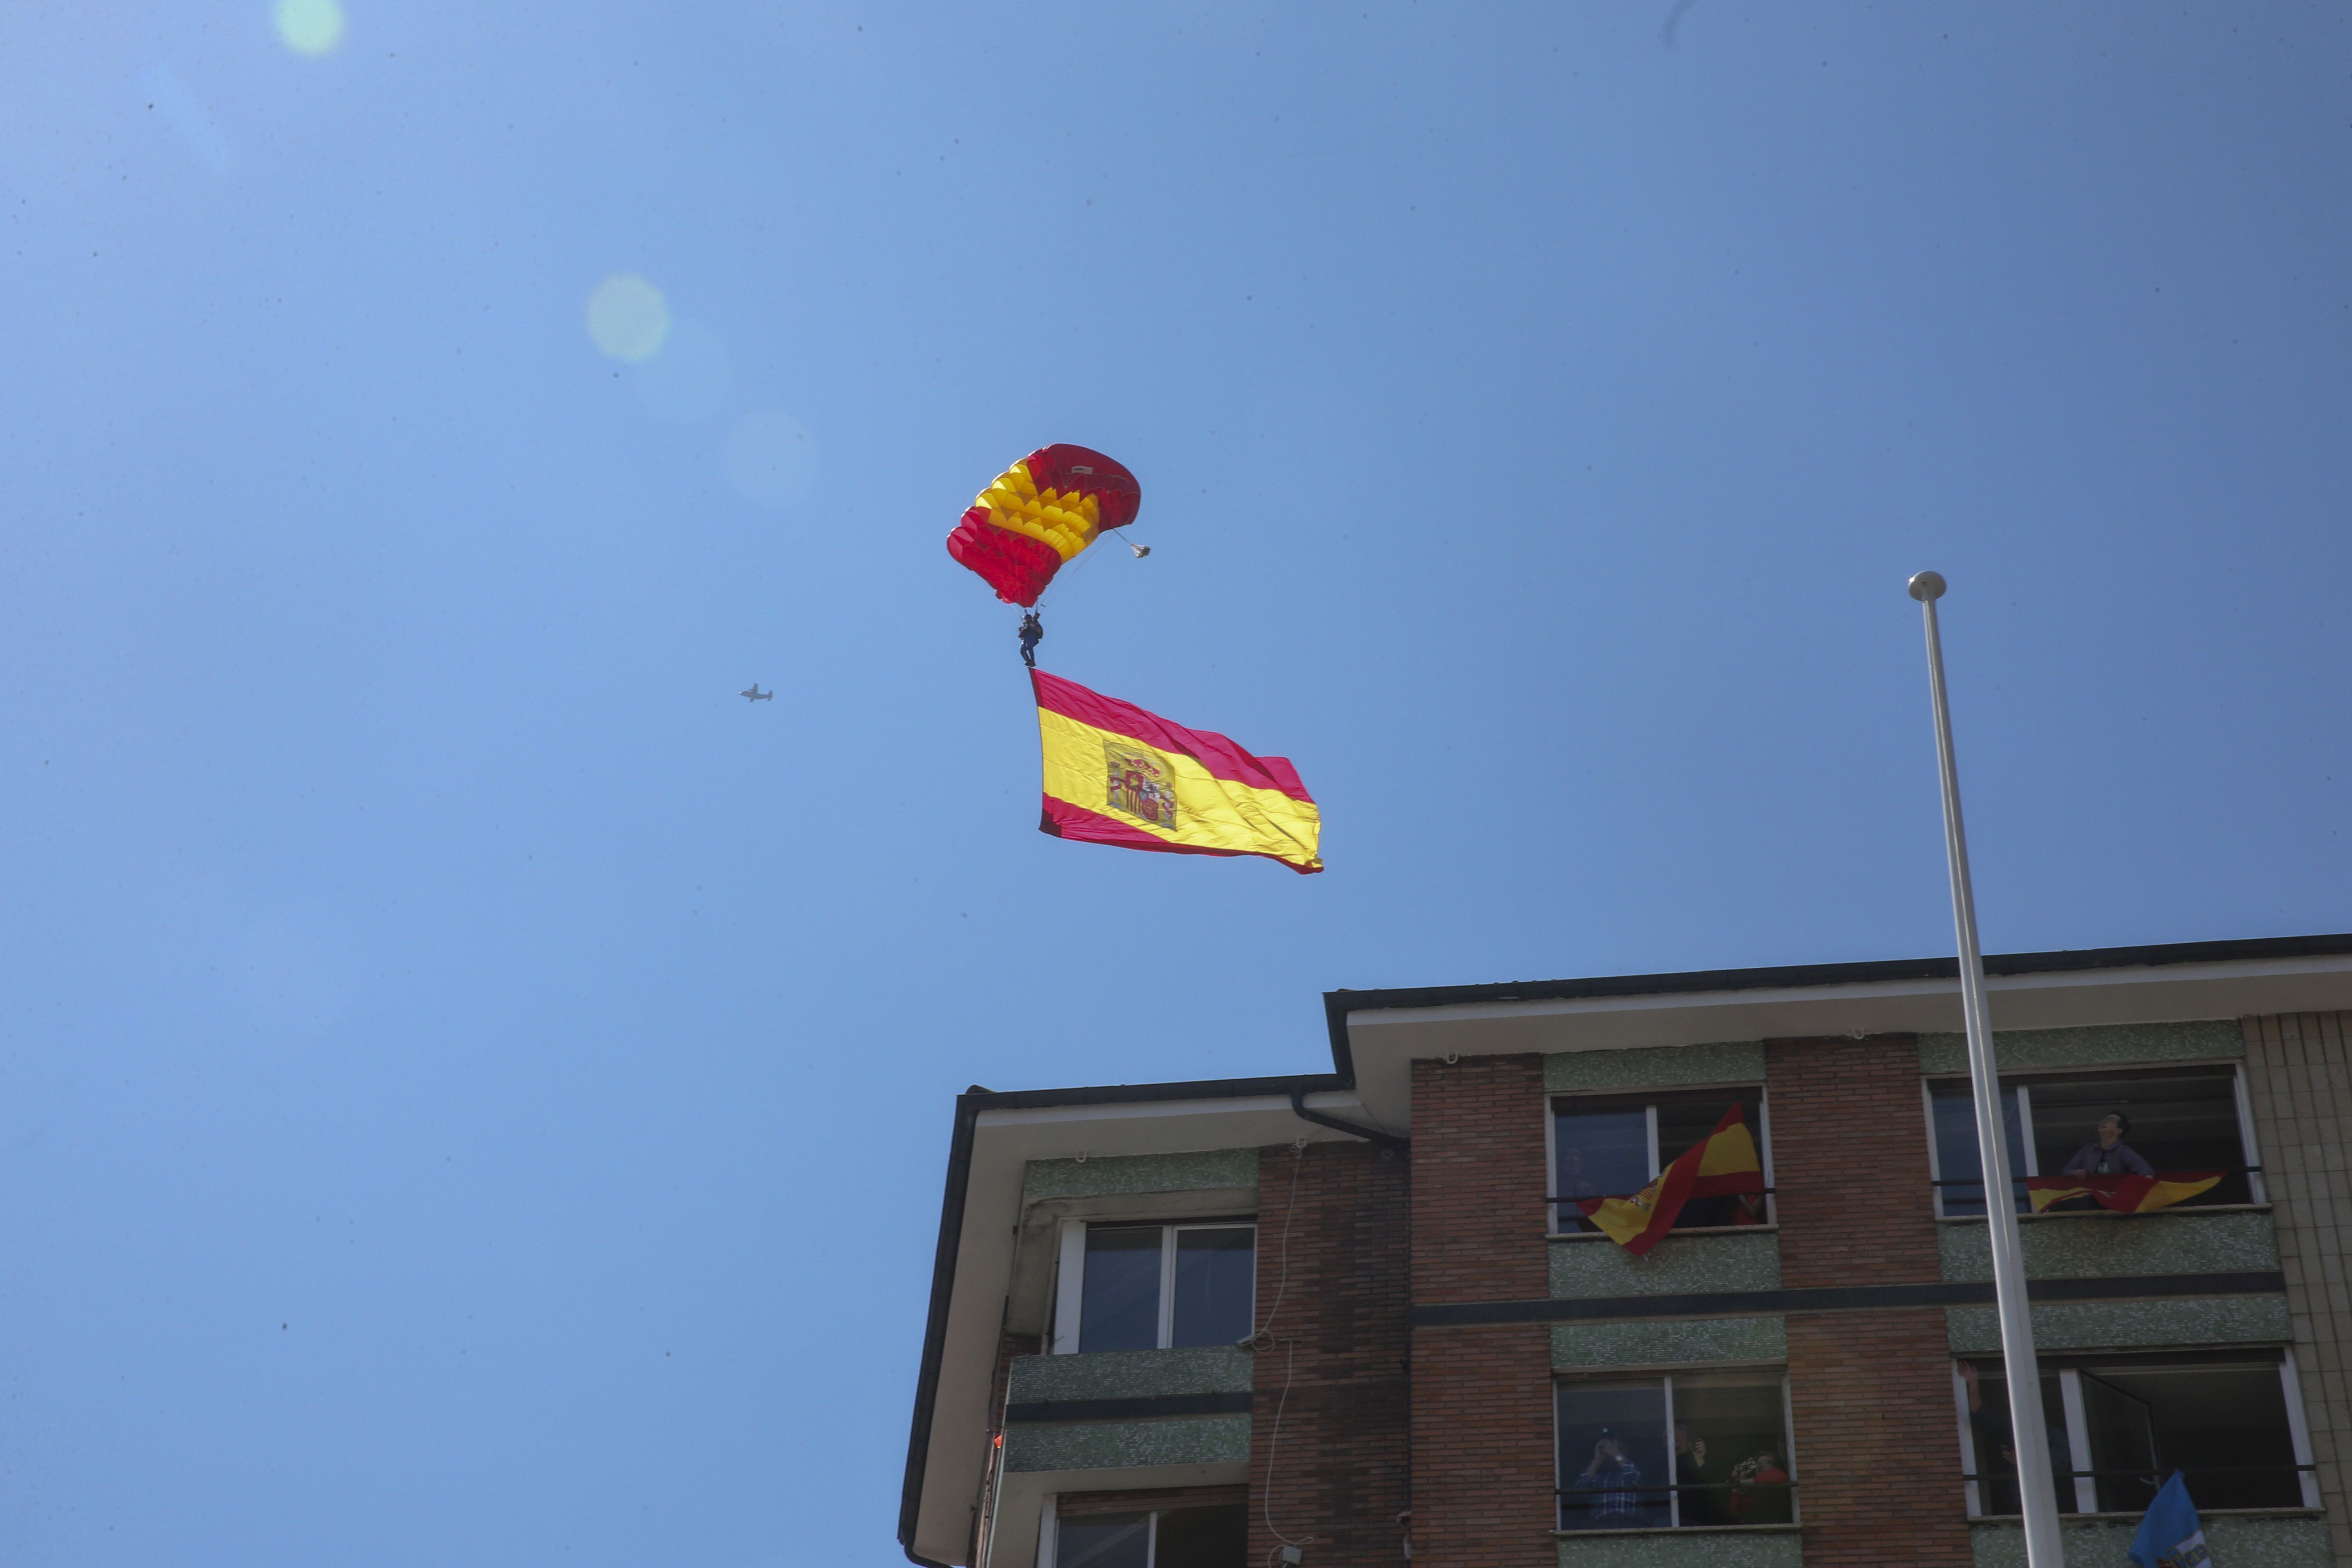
[1547,1223,1779,1243]
[1552,1523,1802,1537]
[1935,1204,2272,1225]
[1971,1507,2321,1522]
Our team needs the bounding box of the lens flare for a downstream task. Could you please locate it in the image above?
[586,274,669,362]
[274,0,347,55]
[725,409,817,509]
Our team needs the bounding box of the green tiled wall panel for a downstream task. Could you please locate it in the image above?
[1553,1231,1783,1298]
[1918,1021,2243,1076]
[1546,1042,1768,1094]
[1970,1514,2327,1568]
[1945,1296,2294,1355]
[1001,1414,1251,1474]
[1021,1148,1260,1200]
[1554,1530,1802,1568]
[1937,1210,2279,1282]
[1553,1317,1786,1368]
[1007,1346,1253,1404]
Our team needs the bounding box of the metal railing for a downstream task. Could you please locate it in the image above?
[1965,1463,2313,1483]
[1928,1166,2262,1188]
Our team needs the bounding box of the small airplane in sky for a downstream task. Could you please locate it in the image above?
[741,684,773,703]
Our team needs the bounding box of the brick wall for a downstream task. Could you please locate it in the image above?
[1397,1054,1553,1564]
[1408,1326,1557,1568]
[1765,1034,1942,1288]
[1768,1035,1973,1564]
[1782,1312,1974,1566]
[1410,1054,1548,1305]
[2241,1010,2352,1561]
[1244,1138,1411,1567]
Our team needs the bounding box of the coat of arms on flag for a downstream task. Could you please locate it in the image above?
[1104,744,1178,829]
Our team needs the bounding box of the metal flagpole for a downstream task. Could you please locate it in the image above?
[1907,570,2065,1567]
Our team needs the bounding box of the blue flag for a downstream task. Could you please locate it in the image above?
[2130,1472,2210,1568]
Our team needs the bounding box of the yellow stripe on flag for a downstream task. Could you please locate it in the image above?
[1696,1121,1760,1180]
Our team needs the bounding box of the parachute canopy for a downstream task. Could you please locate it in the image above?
[946,445,1140,608]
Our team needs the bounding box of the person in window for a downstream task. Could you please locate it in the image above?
[1725,1448,1792,1524]
[2061,1112,2154,1180]
[1571,1433,1653,1524]
[1958,1360,2072,1514]
[1673,1422,1723,1524]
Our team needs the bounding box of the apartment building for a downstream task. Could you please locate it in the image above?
[899,934,2352,1567]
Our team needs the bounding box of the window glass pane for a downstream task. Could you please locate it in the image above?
[1672,1375,1792,1526]
[1931,1086,2028,1216]
[1556,1381,1671,1530]
[1171,1228,1255,1349]
[1655,1091,1766,1230]
[1153,1504,1247,1568]
[1056,1513,1152,1568]
[1960,1363,2075,1514]
[1553,1103,1650,1233]
[2027,1072,2250,1206]
[1079,1227,1162,1353]
[2083,1363,2298,1511]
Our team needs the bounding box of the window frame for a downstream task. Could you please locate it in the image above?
[1037,1499,1249,1568]
[1050,1218,1258,1356]
[1545,1085,1775,1238]
[1552,1369,1798,1532]
[1952,1348,2318,1517]
[1922,1061,2265,1220]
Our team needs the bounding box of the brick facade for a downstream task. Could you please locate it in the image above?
[1765,1034,1943,1289]
[1767,1035,1975,1564]
[1408,1326,1557,1567]
[1410,1054,1548,1305]
[1393,1054,1555,1564]
[2242,1009,2352,1561]
[1783,1311,1974,1566]
[1244,1139,1412,1567]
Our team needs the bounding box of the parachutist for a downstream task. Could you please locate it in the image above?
[1129,541,1151,558]
[1018,612,1043,668]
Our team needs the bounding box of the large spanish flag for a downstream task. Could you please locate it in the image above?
[1577,1105,1764,1255]
[1032,671,1323,873]
[2024,1172,2222,1214]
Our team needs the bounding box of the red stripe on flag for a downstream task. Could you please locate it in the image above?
[1031,671,1315,802]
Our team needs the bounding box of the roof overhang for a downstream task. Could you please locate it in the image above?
[1327,934,2352,1132]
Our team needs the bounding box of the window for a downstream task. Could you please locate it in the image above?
[1926,1066,2260,1218]
[1552,1088,1769,1235]
[1046,1504,1246,1568]
[1555,1373,1794,1530]
[1052,1222,1256,1354]
[1955,1352,2317,1515]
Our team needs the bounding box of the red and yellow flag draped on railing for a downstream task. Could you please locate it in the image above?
[1032,671,1323,873]
[2024,1172,2222,1214]
[1576,1105,1764,1255]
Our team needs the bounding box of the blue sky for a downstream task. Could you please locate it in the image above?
[3,4,2347,1564]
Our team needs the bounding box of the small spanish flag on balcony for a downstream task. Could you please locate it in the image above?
[2024,1172,2222,1214]
[1032,671,1323,873]
[1577,1105,1765,1255]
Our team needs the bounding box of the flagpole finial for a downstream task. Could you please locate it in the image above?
[1908,570,1947,602]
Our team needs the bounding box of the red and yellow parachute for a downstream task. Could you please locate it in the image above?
[946,445,1141,608]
